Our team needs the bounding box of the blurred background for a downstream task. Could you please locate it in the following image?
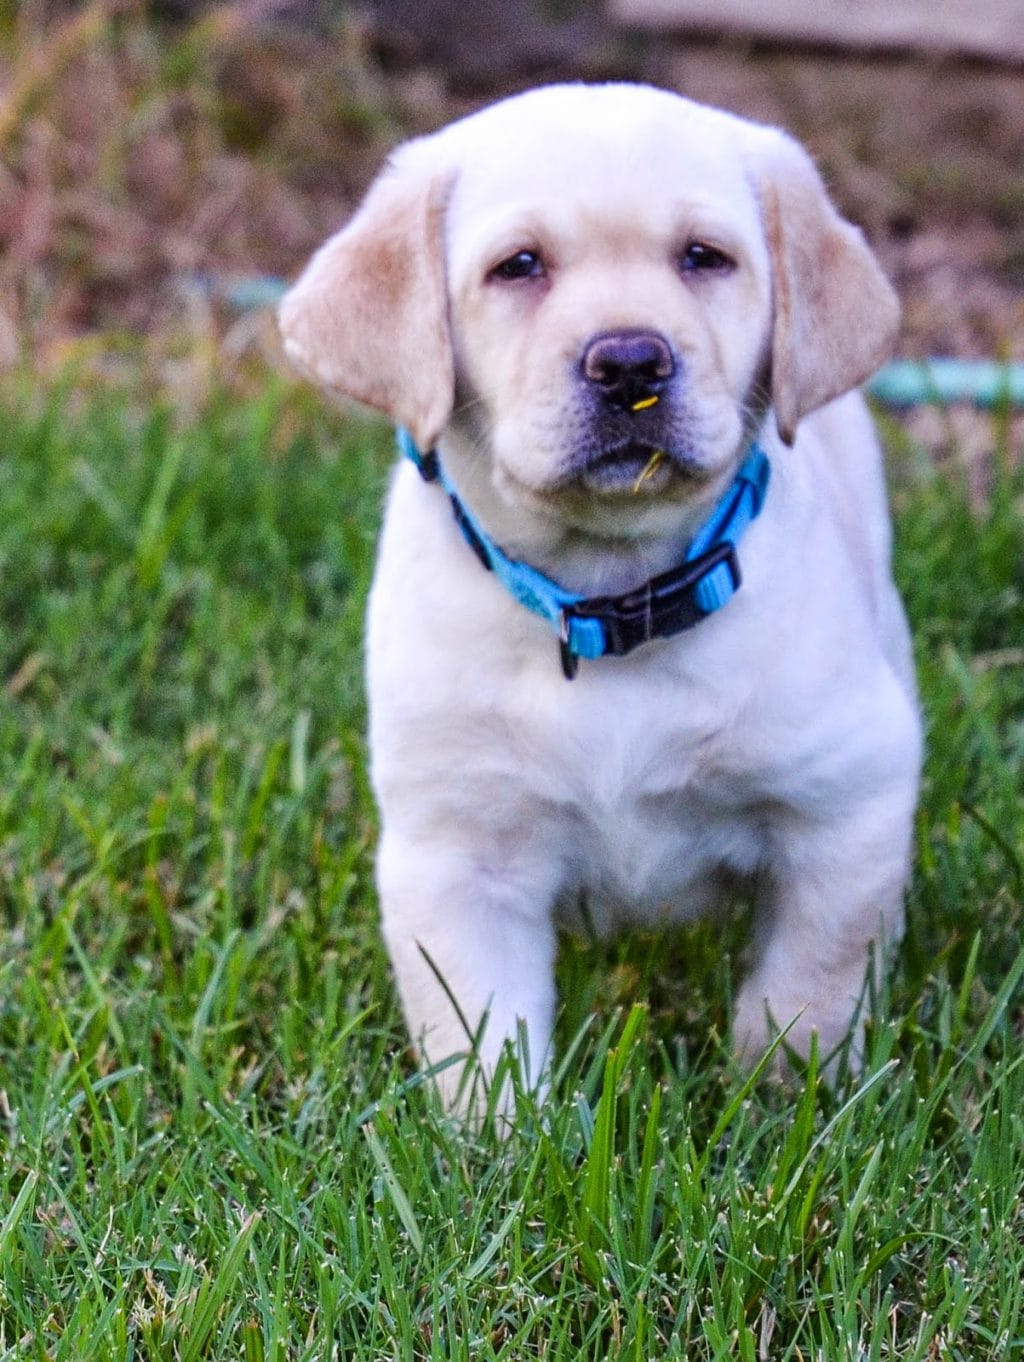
[2,0,1023,407]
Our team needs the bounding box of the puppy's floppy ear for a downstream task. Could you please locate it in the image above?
[279,156,454,451]
[752,134,900,445]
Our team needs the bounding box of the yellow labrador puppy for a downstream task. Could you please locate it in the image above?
[281,83,921,1110]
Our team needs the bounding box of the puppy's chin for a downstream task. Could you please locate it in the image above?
[493,450,734,548]
[510,435,728,509]
[574,442,702,497]
[497,448,709,507]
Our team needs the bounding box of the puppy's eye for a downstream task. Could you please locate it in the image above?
[680,242,734,274]
[491,250,545,282]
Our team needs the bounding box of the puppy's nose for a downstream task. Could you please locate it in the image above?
[582,331,675,410]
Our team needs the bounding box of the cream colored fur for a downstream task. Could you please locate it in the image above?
[280,83,921,1114]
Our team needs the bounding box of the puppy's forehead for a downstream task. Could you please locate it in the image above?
[434,84,767,257]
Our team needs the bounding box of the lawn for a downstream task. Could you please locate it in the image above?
[0,372,1022,1360]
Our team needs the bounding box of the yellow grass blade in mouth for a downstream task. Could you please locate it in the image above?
[632,449,666,494]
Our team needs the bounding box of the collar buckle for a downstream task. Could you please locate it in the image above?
[559,539,740,668]
[558,611,580,680]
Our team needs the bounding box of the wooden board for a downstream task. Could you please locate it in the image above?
[608,0,1024,64]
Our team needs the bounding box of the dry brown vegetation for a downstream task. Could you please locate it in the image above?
[0,1,425,388]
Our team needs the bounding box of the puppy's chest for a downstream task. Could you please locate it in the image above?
[527,693,766,929]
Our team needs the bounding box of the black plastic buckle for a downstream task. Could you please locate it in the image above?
[558,539,740,676]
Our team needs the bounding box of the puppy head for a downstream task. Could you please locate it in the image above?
[281,85,898,530]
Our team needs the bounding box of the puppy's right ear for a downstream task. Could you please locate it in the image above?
[279,159,454,452]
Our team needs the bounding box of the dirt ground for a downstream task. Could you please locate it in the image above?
[1,9,1022,385]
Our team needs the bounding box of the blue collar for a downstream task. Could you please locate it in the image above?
[397,427,770,679]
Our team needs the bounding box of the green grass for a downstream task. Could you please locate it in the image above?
[0,375,1022,1360]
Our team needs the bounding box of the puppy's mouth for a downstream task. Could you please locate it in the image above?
[577,440,694,496]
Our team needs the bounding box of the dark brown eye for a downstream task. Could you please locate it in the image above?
[491,250,544,282]
[681,242,734,274]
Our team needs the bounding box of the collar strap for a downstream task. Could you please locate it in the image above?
[397,427,769,679]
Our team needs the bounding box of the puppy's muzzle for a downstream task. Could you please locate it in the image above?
[582,330,675,412]
[574,329,689,494]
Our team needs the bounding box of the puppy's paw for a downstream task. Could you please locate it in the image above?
[732,984,866,1082]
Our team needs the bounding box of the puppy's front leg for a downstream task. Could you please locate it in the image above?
[734,787,916,1075]
[377,831,557,1118]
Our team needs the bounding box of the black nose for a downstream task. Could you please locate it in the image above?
[582,331,675,410]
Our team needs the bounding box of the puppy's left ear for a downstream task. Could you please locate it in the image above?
[752,134,900,445]
[279,154,454,452]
